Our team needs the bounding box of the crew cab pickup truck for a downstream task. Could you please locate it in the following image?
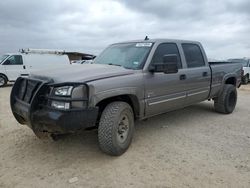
[10,39,242,156]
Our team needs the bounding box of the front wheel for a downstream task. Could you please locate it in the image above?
[98,102,134,156]
[0,75,7,87]
[214,84,237,114]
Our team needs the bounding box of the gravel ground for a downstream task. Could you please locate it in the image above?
[0,84,250,188]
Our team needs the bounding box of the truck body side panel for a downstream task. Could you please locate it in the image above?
[209,63,242,99]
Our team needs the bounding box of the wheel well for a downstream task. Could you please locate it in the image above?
[225,77,236,86]
[0,73,8,81]
[0,73,8,80]
[96,95,140,120]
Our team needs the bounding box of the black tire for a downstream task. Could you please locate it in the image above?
[98,101,134,156]
[242,75,249,84]
[214,84,237,114]
[0,75,7,87]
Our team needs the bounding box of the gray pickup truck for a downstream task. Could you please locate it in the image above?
[10,39,242,156]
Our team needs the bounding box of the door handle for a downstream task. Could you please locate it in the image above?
[202,72,208,77]
[23,65,26,69]
[180,74,186,80]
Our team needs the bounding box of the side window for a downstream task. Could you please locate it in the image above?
[151,43,182,69]
[182,44,205,68]
[3,55,23,65]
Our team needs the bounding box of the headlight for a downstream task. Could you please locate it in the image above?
[72,85,87,108]
[50,85,88,110]
[51,101,70,110]
[53,86,73,96]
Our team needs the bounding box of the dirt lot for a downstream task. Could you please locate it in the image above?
[0,84,250,188]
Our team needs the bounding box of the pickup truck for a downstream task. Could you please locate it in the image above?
[10,39,242,156]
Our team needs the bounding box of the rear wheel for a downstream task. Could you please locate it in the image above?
[214,84,237,114]
[98,102,134,156]
[0,75,7,87]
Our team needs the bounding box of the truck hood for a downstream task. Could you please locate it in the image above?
[29,64,135,83]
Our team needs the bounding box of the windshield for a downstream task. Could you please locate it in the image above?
[93,42,153,69]
[229,59,248,67]
[0,55,9,64]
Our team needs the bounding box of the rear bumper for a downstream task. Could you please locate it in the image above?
[11,77,98,134]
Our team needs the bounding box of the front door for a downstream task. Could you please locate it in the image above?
[2,55,26,81]
[144,43,187,117]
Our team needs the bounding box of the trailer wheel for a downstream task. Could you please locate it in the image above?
[214,84,237,114]
[0,75,7,87]
[98,101,134,156]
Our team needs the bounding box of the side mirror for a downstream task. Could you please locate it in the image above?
[149,54,178,74]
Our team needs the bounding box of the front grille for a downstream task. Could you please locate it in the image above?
[18,78,42,104]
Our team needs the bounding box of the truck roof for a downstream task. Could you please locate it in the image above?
[113,38,201,45]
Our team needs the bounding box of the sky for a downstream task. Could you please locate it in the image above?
[0,0,249,59]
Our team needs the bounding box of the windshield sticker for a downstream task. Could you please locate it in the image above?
[135,43,152,47]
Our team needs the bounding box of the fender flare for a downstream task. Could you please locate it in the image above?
[219,73,237,94]
[91,87,144,118]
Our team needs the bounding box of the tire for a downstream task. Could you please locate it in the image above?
[0,75,7,87]
[242,75,249,84]
[214,84,237,114]
[98,101,134,156]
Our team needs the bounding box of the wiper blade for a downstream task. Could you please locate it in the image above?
[107,63,135,70]
[108,63,122,67]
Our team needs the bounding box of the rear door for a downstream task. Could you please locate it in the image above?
[144,43,187,117]
[181,43,210,105]
[2,55,27,81]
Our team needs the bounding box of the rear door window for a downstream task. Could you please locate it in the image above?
[182,44,205,68]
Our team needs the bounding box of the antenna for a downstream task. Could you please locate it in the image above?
[144,36,149,40]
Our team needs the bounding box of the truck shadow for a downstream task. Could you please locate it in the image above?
[11,101,217,162]
[0,83,13,88]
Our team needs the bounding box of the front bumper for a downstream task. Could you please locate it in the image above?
[31,107,98,133]
[11,77,98,134]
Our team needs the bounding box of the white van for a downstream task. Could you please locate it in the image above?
[0,52,70,87]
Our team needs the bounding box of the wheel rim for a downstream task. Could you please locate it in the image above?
[117,114,130,144]
[0,77,5,86]
[228,91,236,108]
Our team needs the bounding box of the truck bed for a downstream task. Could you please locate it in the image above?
[209,62,242,98]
